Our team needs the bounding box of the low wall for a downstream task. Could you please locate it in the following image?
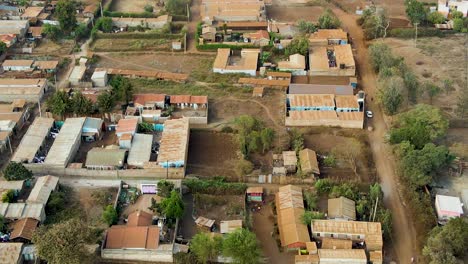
[285,118,363,129]
[24,164,185,179]
[101,244,173,263]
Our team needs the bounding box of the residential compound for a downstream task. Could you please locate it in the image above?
[438,0,468,17]
[0,79,48,102]
[213,48,260,76]
[201,0,267,24]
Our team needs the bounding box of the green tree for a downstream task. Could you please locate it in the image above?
[165,0,188,15]
[102,205,118,226]
[260,128,274,153]
[0,215,5,233]
[157,180,175,198]
[442,79,454,95]
[71,92,94,116]
[427,11,445,24]
[368,43,401,73]
[301,211,325,225]
[361,7,389,39]
[452,18,464,32]
[285,36,309,56]
[46,191,66,215]
[96,17,113,33]
[43,24,62,41]
[396,141,452,186]
[303,190,318,210]
[223,228,262,264]
[97,91,116,119]
[456,85,468,118]
[138,122,154,133]
[74,23,89,40]
[401,65,419,103]
[1,190,14,203]
[329,183,359,200]
[33,218,94,264]
[46,90,70,118]
[389,104,449,148]
[405,0,427,25]
[235,159,254,179]
[314,179,333,195]
[378,76,404,115]
[190,232,222,264]
[424,82,441,105]
[144,5,154,13]
[289,128,304,154]
[159,190,184,219]
[56,0,77,33]
[451,11,464,19]
[318,9,341,29]
[423,218,468,264]
[110,76,133,104]
[297,19,317,33]
[3,162,33,181]
[375,208,392,240]
[0,42,6,54]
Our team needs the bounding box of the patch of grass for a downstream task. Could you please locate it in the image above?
[129,79,252,98]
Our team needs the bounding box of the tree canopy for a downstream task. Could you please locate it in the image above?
[331,138,363,177]
[378,76,404,115]
[404,0,427,25]
[223,228,262,264]
[427,11,445,25]
[47,90,70,118]
[97,91,116,115]
[32,218,94,264]
[297,19,317,33]
[110,75,134,104]
[165,0,188,15]
[95,17,113,33]
[3,162,33,181]
[234,115,275,158]
[71,92,94,116]
[0,42,6,54]
[423,218,468,264]
[190,232,222,264]
[389,104,449,148]
[102,205,118,226]
[56,0,77,33]
[318,9,341,29]
[285,37,309,56]
[159,190,184,219]
[359,7,389,39]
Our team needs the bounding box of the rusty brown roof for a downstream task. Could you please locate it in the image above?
[10,218,39,241]
[127,210,153,227]
[190,95,208,104]
[105,226,160,250]
[170,95,191,104]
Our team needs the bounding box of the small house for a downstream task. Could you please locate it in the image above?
[435,194,464,224]
[118,133,133,149]
[195,216,215,232]
[246,187,263,202]
[27,175,59,205]
[141,109,161,122]
[116,118,138,138]
[0,243,23,264]
[82,117,104,142]
[327,196,356,221]
[33,61,59,74]
[252,87,264,97]
[9,218,39,243]
[220,220,242,234]
[172,41,182,51]
[91,70,108,87]
[133,94,166,110]
[245,30,270,47]
[0,180,24,197]
[277,54,306,76]
[85,147,127,170]
[189,96,208,109]
[282,151,297,173]
[170,95,191,109]
[2,60,34,71]
[202,26,216,42]
[299,148,320,176]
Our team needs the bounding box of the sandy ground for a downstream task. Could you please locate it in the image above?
[252,195,295,264]
[331,6,418,263]
[110,0,157,13]
[122,194,160,217]
[267,5,324,22]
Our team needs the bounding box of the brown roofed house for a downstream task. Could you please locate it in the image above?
[245,30,270,47]
[299,148,320,175]
[328,196,356,220]
[9,218,39,242]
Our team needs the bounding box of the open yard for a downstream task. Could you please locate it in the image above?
[302,128,376,183]
[109,0,158,13]
[91,38,173,52]
[33,39,75,56]
[187,131,240,177]
[76,187,119,226]
[384,35,467,117]
[194,194,245,225]
[267,5,324,22]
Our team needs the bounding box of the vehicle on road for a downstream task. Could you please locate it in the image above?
[366,110,373,118]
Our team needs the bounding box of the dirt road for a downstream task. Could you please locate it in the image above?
[331,7,418,263]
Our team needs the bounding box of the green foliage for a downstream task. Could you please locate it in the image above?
[166,0,188,15]
[234,115,274,158]
[43,24,62,41]
[184,179,247,195]
[289,129,304,154]
[329,183,359,200]
[235,159,254,178]
[33,218,94,264]
[378,76,404,115]
[389,104,449,148]
[1,190,14,203]
[71,92,94,116]
[144,5,154,13]
[223,228,262,264]
[451,11,464,19]
[423,218,468,264]
[297,19,317,33]
[427,11,445,24]
[0,215,5,233]
[323,154,336,167]
[56,0,77,32]
[388,27,450,38]
[97,91,116,115]
[96,17,113,33]
[74,23,89,40]
[3,162,33,181]
[102,205,118,226]
[285,37,309,56]
[314,179,333,195]
[110,76,134,104]
[423,81,441,104]
[45,191,66,215]
[157,180,175,198]
[190,232,222,264]
[159,190,184,219]
[375,208,392,240]
[405,0,427,24]
[301,211,325,225]
[0,42,6,54]
[46,90,70,118]
[368,43,401,73]
[91,190,113,207]
[360,7,389,39]
[303,190,318,211]
[45,186,82,225]
[318,9,341,29]
[395,142,452,187]
[452,18,465,32]
[138,122,154,133]
[401,65,420,103]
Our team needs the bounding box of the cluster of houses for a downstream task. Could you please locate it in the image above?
[275,185,383,264]
[0,175,59,263]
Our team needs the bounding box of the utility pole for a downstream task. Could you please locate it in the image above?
[100,1,103,17]
[38,99,42,117]
[7,134,12,154]
[414,22,419,47]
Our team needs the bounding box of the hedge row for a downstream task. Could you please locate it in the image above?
[197,43,260,51]
[184,179,247,195]
[95,32,183,40]
[388,27,456,38]
[103,10,155,18]
[172,15,189,21]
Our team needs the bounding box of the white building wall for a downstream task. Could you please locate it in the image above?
[213,68,256,76]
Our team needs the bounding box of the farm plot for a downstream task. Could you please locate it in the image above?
[193,194,245,224]
[109,0,158,13]
[91,38,172,52]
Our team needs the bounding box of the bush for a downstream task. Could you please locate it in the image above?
[184,179,247,195]
[144,5,153,13]
[103,11,155,18]
[1,190,14,203]
[3,162,33,181]
[221,126,234,133]
[102,205,118,226]
[388,28,452,38]
[314,179,333,195]
[323,154,336,167]
[427,12,446,25]
[301,211,325,225]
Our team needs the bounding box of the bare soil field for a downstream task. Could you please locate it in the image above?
[77,187,118,226]
[302,128,376,183]
[187,131,240,177]
[33,39,75,56]
[267,5,324,22]
[194,194,245,224]
[109,0,157,13]
[91,39,172,52]
[96,53,214,74]
[384,36,467,117]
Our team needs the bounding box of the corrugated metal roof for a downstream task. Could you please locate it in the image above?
[10,218,39,241]
[86,147,127,167]
[12,117,54,163]
[299,148,320,175]
[0,243,23,264]
[27,175,59,205]
[157,118,189,165]
[288,84,353,95]
[128,134,153,167]
[328,196,356,220]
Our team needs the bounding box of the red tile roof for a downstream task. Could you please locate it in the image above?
[133,94,166,106]
[170,95,191,104]
[190,96,208,104]
[249,30,270,40]
[105,226,160,249]
[10,218,39,241]
[116,118,138,134]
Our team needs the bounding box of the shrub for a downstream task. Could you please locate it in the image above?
[3,162,33,181]
[184,179,247,195]
[102,205,118,226]
[1,190,14,203]
[314,179,333,195]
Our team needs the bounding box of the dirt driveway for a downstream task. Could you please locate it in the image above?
[331,6,418,263]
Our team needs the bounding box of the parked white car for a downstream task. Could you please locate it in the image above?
[366,110,373,118]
